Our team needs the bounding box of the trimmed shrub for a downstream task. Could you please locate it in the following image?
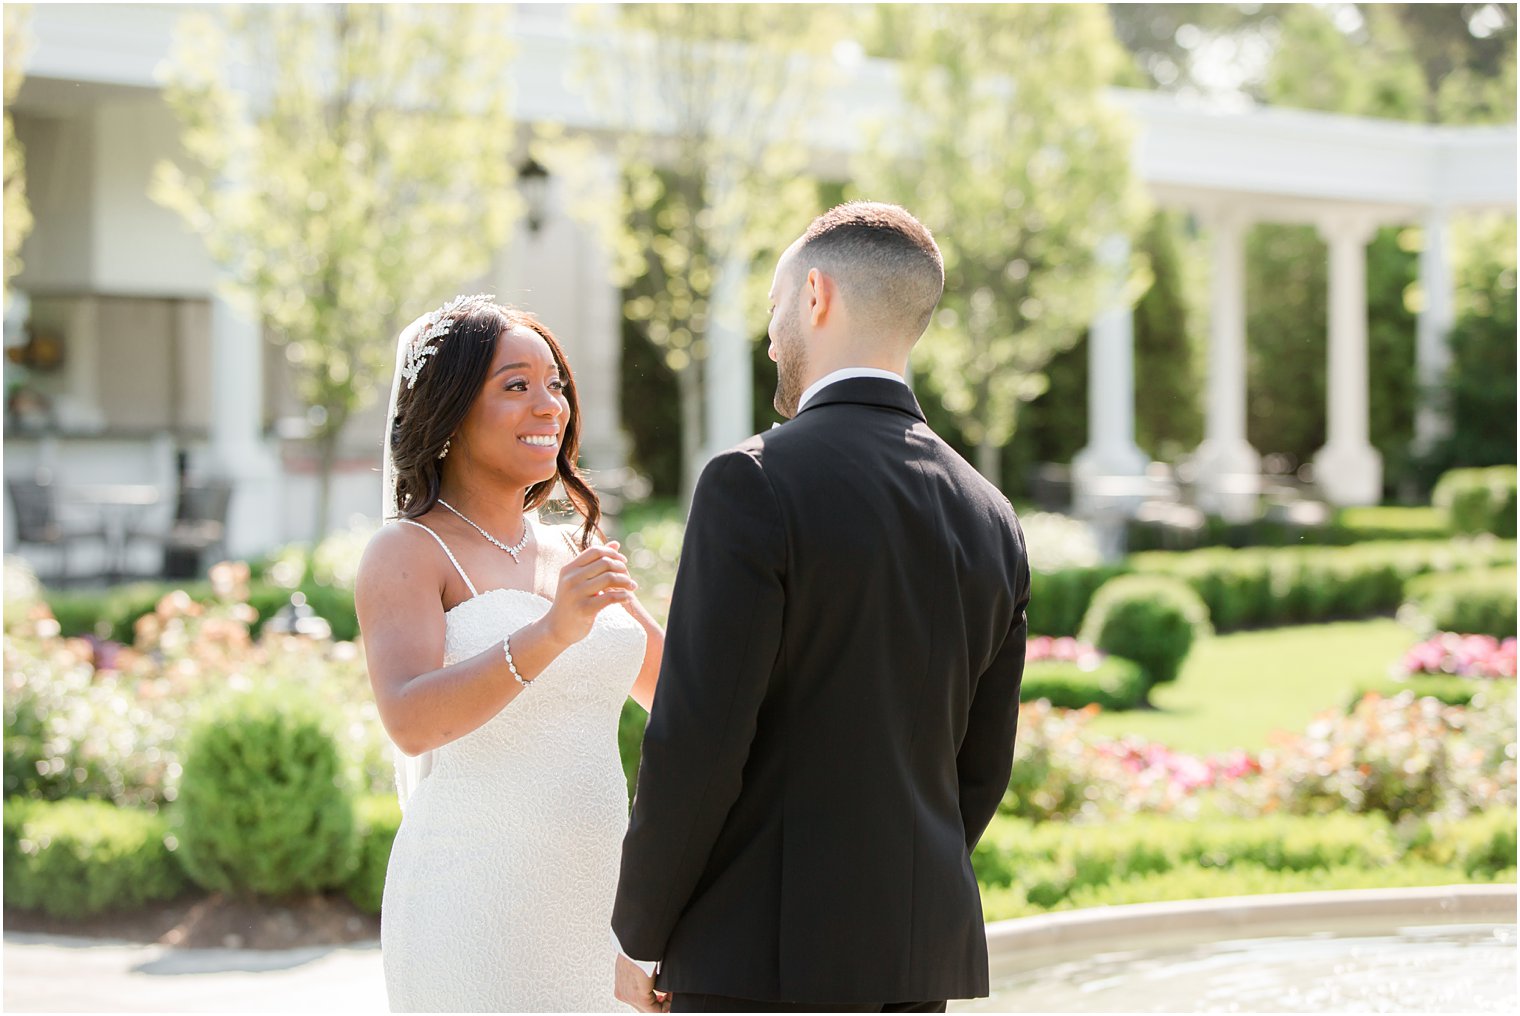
[1347,673,1492,709]
[1434,466,1518,538]
[1402,808,1519,878]
[1033,540,1514,637]
[1028,564,1131,637]
[2,798,187,918]
[175,687,357,897]
[1401,567,1517,639]
[1054,861,1497,915]
[1130,539,1516,631]
[344,794,402,915]
[46,580,359,645]
[1078,575,1211,689]
[974,811,1418,918]
[1125,506,1450,552]
[1019,657,1149,711]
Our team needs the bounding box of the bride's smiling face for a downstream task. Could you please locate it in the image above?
[452,324,569,487]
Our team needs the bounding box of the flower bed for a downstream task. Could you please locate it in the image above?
[1400,633,1517,681]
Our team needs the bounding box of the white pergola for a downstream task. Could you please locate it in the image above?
[11,5,1519,557]
[1075,91,1517,517]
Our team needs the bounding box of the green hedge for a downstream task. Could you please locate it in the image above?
[1126,506,1451,552]
[1019,657,1150,711]
[1028,565,1131,638]
[1131,540,1516,633]
[973,808,1516,920]
[1037,861,1507,918]
[1030,540,1514,637]
[176,688,357,898]
[1347,673,1497,709]
[45,580,359,644]
[2,798,187,918]
[1401,567,1517,638]
[344,794,402,915]
[1078,575,1211,689]
[1434,467,1518,538]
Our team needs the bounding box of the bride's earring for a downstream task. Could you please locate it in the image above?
[438,438,451,460]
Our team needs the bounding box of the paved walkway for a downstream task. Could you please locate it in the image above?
[3,932,388,1013]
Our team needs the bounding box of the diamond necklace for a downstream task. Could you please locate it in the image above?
[437,499,530,563]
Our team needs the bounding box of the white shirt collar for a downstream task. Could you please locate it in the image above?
[797,367,907,414]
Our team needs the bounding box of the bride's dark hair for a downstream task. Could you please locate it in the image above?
[389,301,602,549]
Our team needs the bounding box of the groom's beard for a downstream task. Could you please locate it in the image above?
[772,310,807,419]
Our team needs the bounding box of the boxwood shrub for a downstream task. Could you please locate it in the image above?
[1018,656,1149,711]
[2,798,187,918]
[344,793,402,915]
[1401,567,1517,639]
[175,687,357,897]
[1434,466,1517,538]
[1078,575,1211,690]
[46,581,359,644]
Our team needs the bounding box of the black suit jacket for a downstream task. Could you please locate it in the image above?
[613,378,1030,1005]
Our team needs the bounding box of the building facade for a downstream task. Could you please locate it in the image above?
[5,3,1515,577]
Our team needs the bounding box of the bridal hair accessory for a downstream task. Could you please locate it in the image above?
[401,293,496,390]
[438,498,531,563]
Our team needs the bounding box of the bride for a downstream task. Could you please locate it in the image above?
[355,295,666,1012]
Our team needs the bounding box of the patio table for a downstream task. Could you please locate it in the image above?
[65,483,162,583]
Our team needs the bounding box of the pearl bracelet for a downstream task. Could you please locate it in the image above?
[503,635,531,688]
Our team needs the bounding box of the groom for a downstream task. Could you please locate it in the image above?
[613,203,1030,1013]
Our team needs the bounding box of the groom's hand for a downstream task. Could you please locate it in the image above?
[614,953,670,1013]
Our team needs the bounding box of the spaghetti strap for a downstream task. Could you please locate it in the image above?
[399,519,479,597]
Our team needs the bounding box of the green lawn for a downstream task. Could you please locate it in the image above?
[1083,618,1421,754]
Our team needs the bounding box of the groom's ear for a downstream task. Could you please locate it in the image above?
[805,268,835,329]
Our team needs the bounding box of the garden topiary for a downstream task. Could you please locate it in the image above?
[1401,567,1517,639]
[175,686,357,897]
[3,798,187,918]
[344,794,402,915]
[1078,574,1212,694]
[1018,656,1149,712]
[1433,466,1518,538]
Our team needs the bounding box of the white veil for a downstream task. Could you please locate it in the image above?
[384,313,435,811]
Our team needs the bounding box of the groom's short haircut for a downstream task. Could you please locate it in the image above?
[791,202,945,344]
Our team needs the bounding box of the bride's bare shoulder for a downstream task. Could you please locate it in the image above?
[356,519,448,593]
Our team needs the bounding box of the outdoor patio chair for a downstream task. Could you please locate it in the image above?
[5,476,108,584]
[136,479,233,579]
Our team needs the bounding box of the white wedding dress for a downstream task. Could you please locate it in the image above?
[381,517,646,1012]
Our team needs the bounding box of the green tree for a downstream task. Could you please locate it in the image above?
[550,4,831,507]
[858,4,1149,488]
[1105,2,1282,97]
[3,4,32,305]
[153,5,520,537]
[1422,213,1518,478]
[1266,5,1428,120]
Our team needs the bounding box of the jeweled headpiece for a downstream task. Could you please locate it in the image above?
[401,293,496,389]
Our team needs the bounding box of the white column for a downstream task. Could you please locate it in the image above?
[1192,211,1260,521]
[1312,215,1383,506]
[1415,206,1454,450]
[703,249,754,457]
[569,153,627,477]
[1073,233,1149,515]
[209,291,281,556]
